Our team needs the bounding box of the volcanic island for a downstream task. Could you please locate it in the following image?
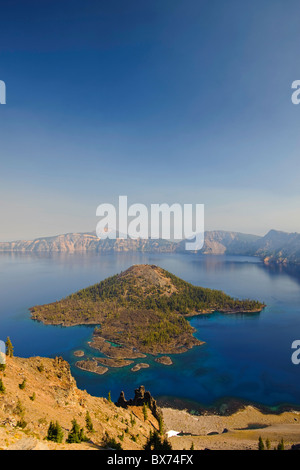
[30,264,265,374]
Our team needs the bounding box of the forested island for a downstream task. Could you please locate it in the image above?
[30,265,265,360]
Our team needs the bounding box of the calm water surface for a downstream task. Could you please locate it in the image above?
[0,252,299,411]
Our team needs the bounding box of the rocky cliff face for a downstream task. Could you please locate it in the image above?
[252,230,300,265]
[200,231,260,255]
[0,230,259,254]
[116,385,161,422]
[0,355,158,450]
[0,232,179,253]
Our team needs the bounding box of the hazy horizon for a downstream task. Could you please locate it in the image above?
[0,225,298,244]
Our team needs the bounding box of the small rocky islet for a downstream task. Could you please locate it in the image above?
[73,350,85,357]
[131,363,150,372]
[155,356,173,366]
[30,264,265,376]
[75,359,108,375]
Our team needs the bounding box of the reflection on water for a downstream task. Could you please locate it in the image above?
[0,251,300,409]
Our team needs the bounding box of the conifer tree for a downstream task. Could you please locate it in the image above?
[85,411,94,432]
[144,430,172,450]
[0,378,5,394]
[258,436,265,450]
[5,337,13,357]
[46,421,64,443]
[67,419,87,443]
[277,439,284,450]
[158,415,164,435]
[143,403,148,421]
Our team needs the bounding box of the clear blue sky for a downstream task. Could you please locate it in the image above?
[0,0,300,240]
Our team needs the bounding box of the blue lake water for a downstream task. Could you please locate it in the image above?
[0,251,300,411]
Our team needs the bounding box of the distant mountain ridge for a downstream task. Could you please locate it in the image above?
[1,229,300,265]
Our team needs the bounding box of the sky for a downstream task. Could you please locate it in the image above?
[0,0,300,241]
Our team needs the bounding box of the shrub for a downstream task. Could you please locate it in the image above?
[15,399,25,416]
[16,418,27,429]
[105,432,123,450]
[19,379,27,390]
[130,414,136,427]
[0,378,5,394]
[37,363,44,373]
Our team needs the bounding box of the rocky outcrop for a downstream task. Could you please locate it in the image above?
[73,350,85,357]
[96,357,133,368]
[89,336,146,359]
[116,386,161,421]
[0,356,158,450]
[131,363,150,372]
[75,359,108,375]
[155,356,173,366]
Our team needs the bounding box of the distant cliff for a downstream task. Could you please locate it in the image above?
[0,232,179,253]
[200,229,300,265]
[1,229,300,265]
[199,230,260,255]
[252,230,300,265]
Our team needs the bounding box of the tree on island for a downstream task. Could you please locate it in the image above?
[5,337,13,357]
